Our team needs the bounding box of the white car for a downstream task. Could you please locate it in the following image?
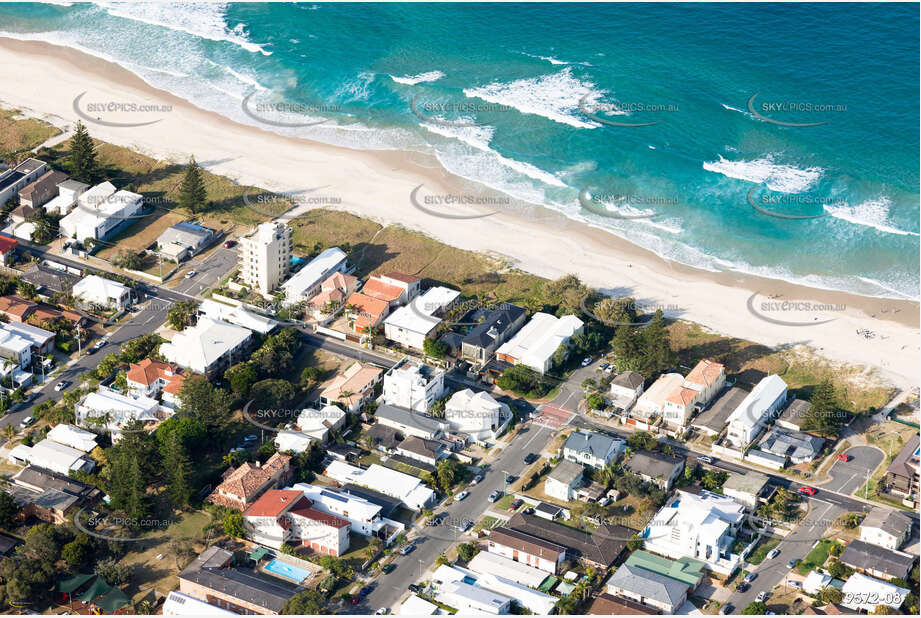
[598,496,611,507]
[581,357,592,367]
[767,548,781,560]
[471,473,483,485]
[756,591,769,603]
[18,416,35,430]
[455,490,469,501]
[184,270,197,279]
[54,380,69,392]
[375,609,389,615]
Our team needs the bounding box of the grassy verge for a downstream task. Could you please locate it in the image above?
[747,536,781,565]
[797,539,833,575]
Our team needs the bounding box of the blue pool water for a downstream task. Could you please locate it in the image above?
[264,558,312,582]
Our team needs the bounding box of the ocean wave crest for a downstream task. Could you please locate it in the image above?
[389,71,445,85]
[702,154,823,193]
[825,197,920,237]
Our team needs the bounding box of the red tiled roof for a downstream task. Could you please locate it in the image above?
[288,497,350,529]
[382,272,420,284]
[685,359,724,388]
[666,386,698,407]
[208,453,292,507]
[0,237,18,253]
[126,358,185,394]
[243,489,303,518]
[361,277,404,303]
[346,292,389,317]
[0,295,37,319]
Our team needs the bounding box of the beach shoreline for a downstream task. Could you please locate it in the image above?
[1,36,917,388]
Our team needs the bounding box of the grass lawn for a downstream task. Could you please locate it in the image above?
[0,108,59,155]
[474,516,500,532]
[494,494,516,510]
[797,539,834,575]
[747,536,781,565]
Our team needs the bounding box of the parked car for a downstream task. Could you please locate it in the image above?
[54,380,70,392]
[598,362,609,370]
[720,604,734,615]
[92,339,107,351]
[471,473,483,485]
[408,584,421,593]
[523,507,535,515]
[351,595,361,605]
[381,564,395,574]
[509,498,522,511]
[459,520,474,532]
[755,591,768,603]
[455,490,469,501]
[788,580,802,589]
[837,453,852,462]
[399,544,415,556]
[360,585,374,596]
[767,548,781,560]
[375,609,389,615]
[524,453,538,464]
[223,240,236,248]
[184,270,197,279]
[598,496,611,507]
[735,582,749,593]
[798,486,817,496]
[581,357,593,367]
[744,572,758,583]
[487,490,501,503]
[786,558,800,569]
[696,455,713,465]
[18,416,35,430]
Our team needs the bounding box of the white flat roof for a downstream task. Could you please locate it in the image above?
[467,551,548,588]
[728,374,787,427]
[496,312,582,367]
[399,594,440,615]
[281,247,347,296]
[46,424,98,452]
[199,299,279,335]
[164,591,235,616]
[160,316,251,372]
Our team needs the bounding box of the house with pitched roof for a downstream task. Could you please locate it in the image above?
[562,429,625,469]
[318,362,383,413]
[883,434,919,509]
[506,512,630,568]
[126,359,185,408]
[609,371,645,408]
[495,312,584,374]
[306,271,358,319]
[624,450,685,490]
[486,526,566,574]
[634,372,684,421]
[206,453,293,512]
[243,489,350,554]
[160,316,252,376]
[344,291,390,333]
[859,506,913,550]
[663,359,726,430]
[0,296,37,323]
[289,482,404,545]
[460,303,527,365]
[839,539,915,581]
[606,563,688,614]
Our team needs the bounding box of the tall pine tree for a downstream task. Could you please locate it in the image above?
[67,120,98,183]
[641,309,676,375]
[177,156,208,213]
[803,379,840,436]
[165,429,193,509]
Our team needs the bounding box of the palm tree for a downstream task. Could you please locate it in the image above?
[2,424,15,446]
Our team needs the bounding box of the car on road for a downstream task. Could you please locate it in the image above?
[398,544,415,556]
[92,339,107,351]
[408,584,421,593]
[184,270,197,279]
[720,604,734,615]
[735,582,749,593]
[744,572,758,583]
[696,455,713,464]
[223,240,236,248]
[459,520,474,532]
[351,594,361,605]
[54,380,70,392]
[581,356,593,367]
[471,473,483,485]
[381,563,396,574]
[798,486,817,496]
[374,609,389,615]
[18,416,35,430]
[598,362,609,370]
[455,490,469,501]
[360,585,374,596]
[767,548,781,560]
[524,452,538,464]
[598,496,611,507]
[487,490,501,503]
[837,453,852,462]
[786,558,800,569]
[756,591,768,603]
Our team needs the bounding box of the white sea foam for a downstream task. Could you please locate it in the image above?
[222,65,269,92]
[824,197,920,237]
[463,67,603,129]
[389,71,445,85]
[335,71,375,103]
[519,51,592,66]
[702,154,823,193]
[94,1,271,55]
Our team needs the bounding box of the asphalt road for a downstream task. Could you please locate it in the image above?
[824,445,885,495]
[172,246,239,294]
[354,421,557,614]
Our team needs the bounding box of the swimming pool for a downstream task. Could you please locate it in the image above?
[263,558,312,583]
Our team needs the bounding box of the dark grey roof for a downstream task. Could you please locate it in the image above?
[887,434,919,481]
[341,483,401,516]
[375,403,444,435]
[179,546,298,613]
[397,435,445,460]
[366,423,403,449]
[839,540,914,580]
[19,265,81,293]
[548,459,584,485]
[861,507,913,539]
[777,398,811,427]
[12,465,97,499]
[611,371,645,390]
[692,386,748,434]
[563,430,622,459]
[535,502,564,516]
[461,304,527,348]
[760,428,824,461]
[607,564,687,606]
[624,450,683,481]
[0,533,20,555]
[507,512,631,567]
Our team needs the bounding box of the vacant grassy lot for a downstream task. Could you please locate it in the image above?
[797,538,834,575]
[0,108,60,157]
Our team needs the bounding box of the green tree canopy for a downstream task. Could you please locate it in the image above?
[177,156,208,213]
[67,120,98,183]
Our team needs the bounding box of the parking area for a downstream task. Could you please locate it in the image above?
[824,445,885,494]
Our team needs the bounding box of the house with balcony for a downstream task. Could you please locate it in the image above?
[206,453,293,512]
[381,357,445,413]
[126,359,185,408]
[725,374,787,448]
[562,430,625,469]
[243,489,350,555]
[443,388,511,444]
[289,482,403,545]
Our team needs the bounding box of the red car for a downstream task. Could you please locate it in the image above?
[509,499,522,511]
[837,453,851,462]
[799,486,817,496]
[223,240,236,248]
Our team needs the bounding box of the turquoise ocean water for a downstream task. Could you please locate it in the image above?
[1,2,917,299]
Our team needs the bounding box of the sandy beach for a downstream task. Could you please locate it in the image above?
[1,37,917,388]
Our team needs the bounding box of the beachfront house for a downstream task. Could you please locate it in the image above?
[495,312,584,374]
[460,303,527,365]
[725,374,788,448]
[381,357,445,413]
[156,221,215,262]
[0,158,48,207]
[383,286,460,351]
[59,181,143,242]
[443,388,511,444]
[633,372,683,421]
[281,246,349,305]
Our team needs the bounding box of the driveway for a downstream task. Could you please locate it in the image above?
[824,445,885,495]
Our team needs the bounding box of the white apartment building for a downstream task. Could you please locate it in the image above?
[725,374,788,448]
[238,221,292,296]
[382,286,460,350]
[663,359,726,429]
[381,357,445,413]
[281,246,348,305]
[289,482,404,545]
[444,388,511,444]
[75,386,164,441]
[642,489,745,575]
[59,182,143,242]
